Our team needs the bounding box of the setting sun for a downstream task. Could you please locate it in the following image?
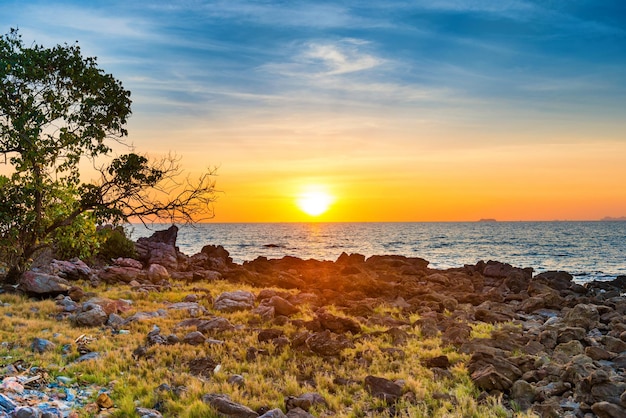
[296,187,334,217]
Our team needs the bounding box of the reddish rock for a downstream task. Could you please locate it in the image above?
[19,271,70,296]
[99,266,143,283]
[147,264,170,283]
[113,257,143,269]
[267,296,299,316]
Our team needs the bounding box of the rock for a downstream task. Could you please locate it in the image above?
[585,346,613,361]
[602,335,626,353]
[364,375,403,402]
[12,407,42,417]
[258,329,284,343]
[113,257,143,269]
[284,393,327,412]
[424,355,450,369]
[50,258,92,280]
[189,357,219,378]
[475,307,515,323]
[124,310,166,323]
[0,393,17,412]
[202,393,258,417]
[511,380,536,411]
[471,365,513,392]
[285,408,314,418]
[306,330,354,357]
[98,266,143,283]
[387,327,409,346]
[557,327,586,344]
[415,318,439,338]
[482,261,514,278]
[183,331,207,345]
[74,303,108,327]
[534,271,574,291]
[134,226,179,269]
[553,340,585,363]
[167,302,207,317]
[196,317,235,334]
[563,304,599,330]
[441,323,471,346]
[227,375,245,387]
[267,296,299,316]
[97,392,114,408]
[316,311,361,334]
[82,297,132,315]
[31,337,55,353]
[214,291,256,312]
[259,409,287,418]
[19,271,70,296]
[147,264,170,283]
[135,407,163,418]
[74,352,100,362]
[591,401,626,418]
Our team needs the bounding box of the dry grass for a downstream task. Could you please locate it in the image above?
[0,280,537,417]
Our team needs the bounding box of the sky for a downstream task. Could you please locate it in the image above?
[2,0,626,222]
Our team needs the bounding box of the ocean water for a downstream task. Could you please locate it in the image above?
[130,222,626,283]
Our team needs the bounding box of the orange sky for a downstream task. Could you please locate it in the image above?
[4,2,626,222]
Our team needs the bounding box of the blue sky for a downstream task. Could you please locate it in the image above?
[2,1,626,221]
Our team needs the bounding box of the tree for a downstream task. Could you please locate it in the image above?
[0,29,216,282]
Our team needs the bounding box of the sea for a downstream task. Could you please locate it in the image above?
[129,221,626,284]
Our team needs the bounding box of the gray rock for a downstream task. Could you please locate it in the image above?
[213,291,256,312]
[31,338,55,353]
[258,409,287,418]
[74,352,100,362]
[135,407,163,418]
[227,375,245,387]
[74,303,108,327]
[167,302,207,317]
[202,393,258,417]
[11,407,42,417]
[197,317,235,334]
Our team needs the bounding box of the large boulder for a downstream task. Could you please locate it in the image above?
[50,258,92,281]
[135,226,180,270]
[19,271,70,296]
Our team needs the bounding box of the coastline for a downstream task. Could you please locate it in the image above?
[3,225,626,417]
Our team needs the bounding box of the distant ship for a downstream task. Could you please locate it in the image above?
[478,218,497,222]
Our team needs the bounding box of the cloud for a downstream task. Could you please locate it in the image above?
[263,39,384,78]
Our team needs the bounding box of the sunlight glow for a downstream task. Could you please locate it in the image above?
[297,187,333,217]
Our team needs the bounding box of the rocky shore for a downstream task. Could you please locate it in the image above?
[4,225,626,417]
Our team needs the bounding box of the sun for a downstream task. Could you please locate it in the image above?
[297,188,333,217]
